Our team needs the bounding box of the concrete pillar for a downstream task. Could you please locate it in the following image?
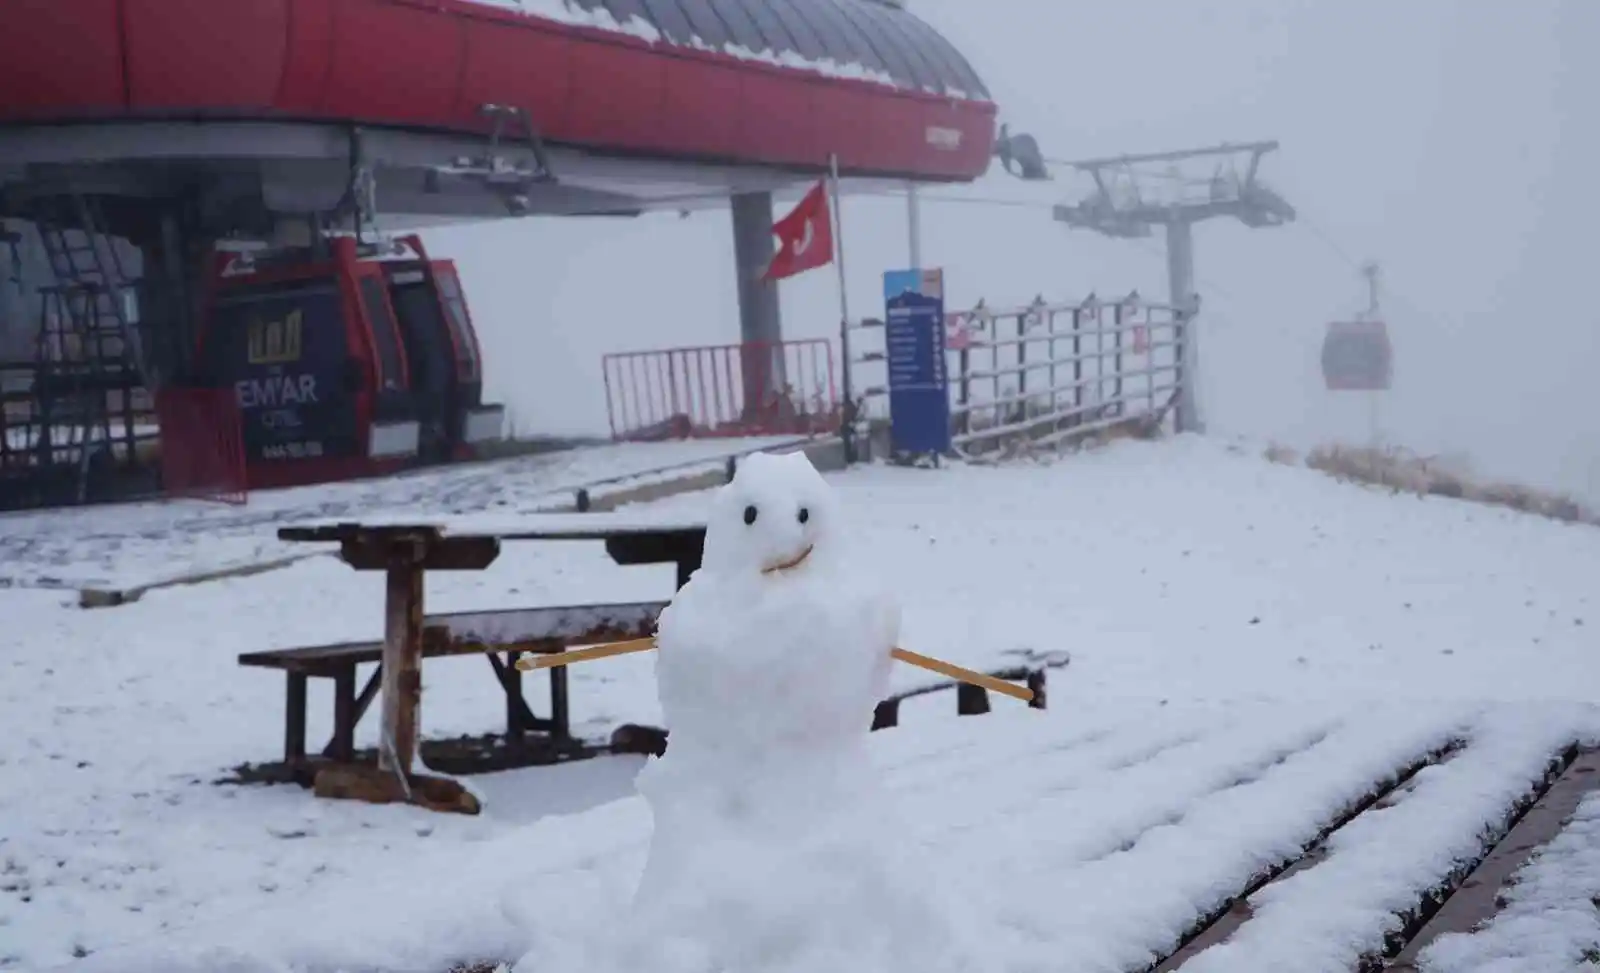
[730,192,785,418]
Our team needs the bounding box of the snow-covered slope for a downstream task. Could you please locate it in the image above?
[1418,789,1600,972]
[4,436,1599,971]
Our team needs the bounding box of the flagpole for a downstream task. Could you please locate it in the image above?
[827,153,857,464]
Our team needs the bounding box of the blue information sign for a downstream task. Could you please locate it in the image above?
[882,268,951,455]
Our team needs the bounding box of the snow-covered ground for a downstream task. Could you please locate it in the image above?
[1419,789,1600,972]
[0,436,804,591]
[4,435,1600,971]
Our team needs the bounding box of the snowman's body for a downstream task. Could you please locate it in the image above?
[515,452,994,973]
[650,450,898,768]
[634,451,899,908]
[652,560,897,766]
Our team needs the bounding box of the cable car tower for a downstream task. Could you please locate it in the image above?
[1052,141,1296,433]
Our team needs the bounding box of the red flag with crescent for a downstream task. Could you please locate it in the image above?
[763,179,834,282]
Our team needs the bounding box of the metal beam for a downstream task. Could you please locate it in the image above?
[1052,140,1294,435]
[1063,141,1281,172]
[0,122,827,200]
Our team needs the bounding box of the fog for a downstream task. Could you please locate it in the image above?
[428,0,1600,500]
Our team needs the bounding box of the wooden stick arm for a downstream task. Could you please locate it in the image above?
[516,638,1035,703]
[887,648,1032,702]
[516,637,657,669]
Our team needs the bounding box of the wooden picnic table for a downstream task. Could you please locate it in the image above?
[271,512,706,812]
[237,600,670,768]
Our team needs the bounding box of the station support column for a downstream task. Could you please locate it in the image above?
[730,192,785,421]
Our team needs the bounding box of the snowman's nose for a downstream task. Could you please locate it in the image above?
[761,544,814,575]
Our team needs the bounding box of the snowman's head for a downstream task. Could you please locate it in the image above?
[701,450,840,579]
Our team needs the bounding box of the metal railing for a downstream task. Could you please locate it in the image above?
[155,386,247,504]
[601,339,840,442]
[843,292,1187,457]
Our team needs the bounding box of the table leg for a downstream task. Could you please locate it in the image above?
[380,550,426,776]
[871,698,900,731]
[550,664,571,740]
[1027,669,1047,711]
[285,672,308,763]
[352,665,383,726]
[956,682,991,717]
[486,653,542,733]
[332,665,357,762]
[505,651,524,739]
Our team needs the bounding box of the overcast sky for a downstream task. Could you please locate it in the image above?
[429,0,1599,499]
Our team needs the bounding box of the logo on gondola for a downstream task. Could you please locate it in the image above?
[247,309,303,366]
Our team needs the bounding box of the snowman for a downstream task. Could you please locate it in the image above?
[618,451,990,973]
[630,450,895,887]
[650,449,898,765]
[513,451,1014,973]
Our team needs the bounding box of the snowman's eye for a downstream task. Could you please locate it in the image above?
[743,505,758,526]
[797,507,810,525]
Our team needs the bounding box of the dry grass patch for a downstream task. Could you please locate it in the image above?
[1263,442,1299,466]
[1273,442,1596,526]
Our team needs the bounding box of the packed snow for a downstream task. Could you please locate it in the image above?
[464,0,980,99]
[1418,790,1600,971]
[1176,710,1584,973]
[489,0,663,44]
[5,436,1600,971]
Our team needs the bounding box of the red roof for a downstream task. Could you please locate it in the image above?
[0,0,997,182]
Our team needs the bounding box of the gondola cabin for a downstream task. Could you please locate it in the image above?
[193,235,502,489]
[1321,319,1393,392]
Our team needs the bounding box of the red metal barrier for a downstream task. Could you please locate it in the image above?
[156,387,248,504]
[602,339,840,442]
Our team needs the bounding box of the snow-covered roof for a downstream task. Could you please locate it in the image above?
[481,0,992,101]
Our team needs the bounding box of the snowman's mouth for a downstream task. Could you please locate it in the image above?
[762,545,814,575]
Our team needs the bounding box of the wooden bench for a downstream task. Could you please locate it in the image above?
[239,600,668,768]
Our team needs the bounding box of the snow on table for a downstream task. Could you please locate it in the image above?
[1418,789,1600,971]
[279,509,708,539]
[7,436,1600,970]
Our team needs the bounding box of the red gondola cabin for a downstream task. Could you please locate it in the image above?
[192,235,502,489]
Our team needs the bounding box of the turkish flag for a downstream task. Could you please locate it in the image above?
[763,180,833,282]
